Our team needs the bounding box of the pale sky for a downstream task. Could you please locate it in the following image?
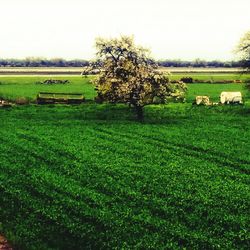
[0,0,250,61]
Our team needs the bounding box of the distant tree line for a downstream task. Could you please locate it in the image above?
[0,57,89,67]
[0,57,243,68]
[158,59,242,68]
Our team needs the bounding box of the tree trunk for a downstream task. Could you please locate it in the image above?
[135,105,144,122]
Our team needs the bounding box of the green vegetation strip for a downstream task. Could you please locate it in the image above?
[0,74,250,103]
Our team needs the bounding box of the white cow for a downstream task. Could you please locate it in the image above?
[220,92,243,104]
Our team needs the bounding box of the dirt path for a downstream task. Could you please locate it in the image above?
[0,235,12,250]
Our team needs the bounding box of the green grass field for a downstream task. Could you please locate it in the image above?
[0,76,95,102]
[0,74,250,249]
[0,74,250,103]
[169,72,250,81]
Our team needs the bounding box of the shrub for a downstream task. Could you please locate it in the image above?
[15,97,29,105]
[194,79,204,83]
[180,77,193,83]
[244,78,250,83]
[245,83,250,90]
[36,79,70,85]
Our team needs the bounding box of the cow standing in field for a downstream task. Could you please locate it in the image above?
[220,92,243,104]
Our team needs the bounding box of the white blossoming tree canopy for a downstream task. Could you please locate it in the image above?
[83,36,187,121]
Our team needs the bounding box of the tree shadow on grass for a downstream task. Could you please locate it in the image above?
[5,102,249,125]
[3,103,188,125]
[54,103,187,125]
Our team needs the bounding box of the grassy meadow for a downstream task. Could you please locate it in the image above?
[0,76,95,102]
[0,73,250,103]
[0,73,250,249]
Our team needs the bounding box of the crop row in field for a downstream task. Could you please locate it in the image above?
[0,104,250,249]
